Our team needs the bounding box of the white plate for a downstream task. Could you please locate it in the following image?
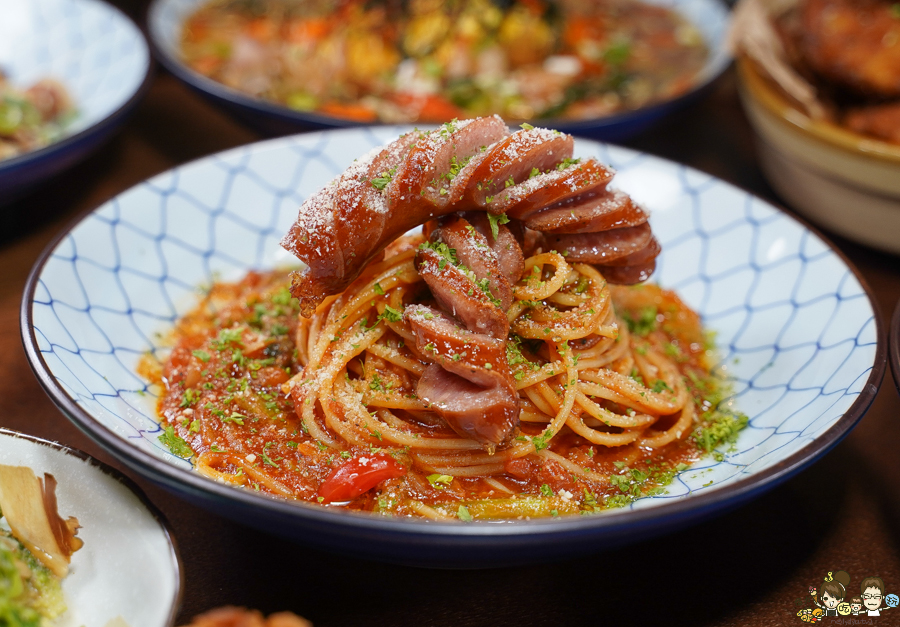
[0,429,181,626]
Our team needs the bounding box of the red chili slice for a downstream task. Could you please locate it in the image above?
[317,453,407,503]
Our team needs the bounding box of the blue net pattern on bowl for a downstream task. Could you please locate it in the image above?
[29,128,879,509]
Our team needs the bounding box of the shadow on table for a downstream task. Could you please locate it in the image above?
[0,144,119,250]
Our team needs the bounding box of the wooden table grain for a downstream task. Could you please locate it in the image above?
[2,14,899,625]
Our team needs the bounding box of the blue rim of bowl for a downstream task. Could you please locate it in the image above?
[891,301,900,395]
[0,427,183,625]
[145,0,732,133]
[0,0,154,178]
[18,132,886,546]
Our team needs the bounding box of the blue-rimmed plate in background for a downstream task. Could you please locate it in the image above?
[147,0,731,139]
[21,127,884,567]
[0,0,151,202]
[0,429,182,626]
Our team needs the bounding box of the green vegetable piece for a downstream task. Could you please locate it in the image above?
[461,496,580,519]
[0,529,66,623]
[379,305,403,323]
[158,426,192,458]
[427,474,454,489]
[622,306,658,336]
[603,39,632,66]
[285,92,317,112]
[192,349,211,362]
[486,212,510,240]
[531,431,552,451]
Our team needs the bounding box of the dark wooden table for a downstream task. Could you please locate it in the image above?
[3,9,899,625]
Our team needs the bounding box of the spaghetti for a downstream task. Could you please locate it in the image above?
[147,118,746,520]
[148,234,746,520]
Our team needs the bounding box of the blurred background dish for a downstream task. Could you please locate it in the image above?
[0,74,75,162]
[736,56,900,256]
[730,0,900,255]
[147,0,732,138]
[21,127,882,567]
[0,429,182,627]
[0,0,151,203]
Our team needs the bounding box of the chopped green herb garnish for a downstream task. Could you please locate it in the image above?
[486,212,510,240]
[271,288,294,307]
[604,39,631,66]
[370,167,397,190]
[223,413,246,425]
[532,431,552,451]
[192,349,211,362]
[556,157,581,171]
[212,328,243,350]
[693,410,749,453]
[379,305,403,323]
[158,426,192,458]
[427,474,454,489]
[622,306,658,336]
[583,489,601,512]
[180,388,200,408]
[419,240,458,268]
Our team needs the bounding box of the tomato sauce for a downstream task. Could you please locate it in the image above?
[144,271,745,519]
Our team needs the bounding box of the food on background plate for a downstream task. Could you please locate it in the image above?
[144,118,747,520]
[179,606,311,627]
[0,72,74,161]
[732,0,900,145]
[0,465,83,623]
[180,0,708,123]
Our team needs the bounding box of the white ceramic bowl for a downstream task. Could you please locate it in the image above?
[736,57,900,255]
[0,0,151,201]
[21,127,885,566]
[0,429,182,626]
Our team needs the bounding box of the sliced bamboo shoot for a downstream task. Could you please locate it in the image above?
[0,465,82,577]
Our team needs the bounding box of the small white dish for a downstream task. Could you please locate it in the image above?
[0,429,182,626]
